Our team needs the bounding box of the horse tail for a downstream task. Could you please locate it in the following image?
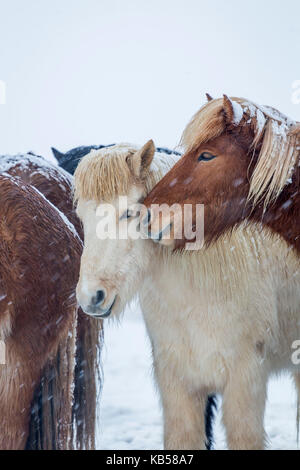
[205,394,218,450]
[25,308,103,450]
[294,372,300,444]
[72,309,103,450]
[26,309,77,450]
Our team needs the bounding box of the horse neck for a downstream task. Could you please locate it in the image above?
[150,225,277,291]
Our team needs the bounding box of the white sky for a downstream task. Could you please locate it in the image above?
[0,0,299,159]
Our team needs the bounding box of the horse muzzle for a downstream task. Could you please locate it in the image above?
[77,282,117,319]
[81,296,117,319]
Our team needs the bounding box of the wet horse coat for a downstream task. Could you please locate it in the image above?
[0,154,101,449]
[0,174,80,449]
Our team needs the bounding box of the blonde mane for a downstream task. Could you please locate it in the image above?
[74,143,180,203]
[181,97,300,208]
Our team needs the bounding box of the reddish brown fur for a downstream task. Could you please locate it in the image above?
[0,155,101,449]
[0,175,81,448]
[3,155,82,236]
[144,101,300,252]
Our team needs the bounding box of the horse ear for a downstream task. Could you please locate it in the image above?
[131,140,155,179]
[223,95,243,127]
[223,95,235,124]
[206,93,213,102]
[51,147,65,162]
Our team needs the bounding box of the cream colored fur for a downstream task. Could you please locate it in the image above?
[75,143,300,450]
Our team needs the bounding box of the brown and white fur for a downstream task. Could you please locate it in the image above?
[74,142,300,450]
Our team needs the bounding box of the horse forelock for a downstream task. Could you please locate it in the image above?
[180,98,227,152]
[181,96,300,209]
[74,143,180,204]
[74,144,137,203]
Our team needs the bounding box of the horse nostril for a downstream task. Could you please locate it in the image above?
[92,290,105,306]
[143,209,151,226]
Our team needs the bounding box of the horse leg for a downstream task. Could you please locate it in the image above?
[155,365,208,450]
[222,360,267,450]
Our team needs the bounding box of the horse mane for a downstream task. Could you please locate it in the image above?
[74,143,180,203]
[180,98,229,152]
[181,97,300,208]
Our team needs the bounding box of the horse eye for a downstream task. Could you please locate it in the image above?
[198,152,216,162]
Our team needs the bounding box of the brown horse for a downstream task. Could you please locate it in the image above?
[143,95,300,252]
[0,154,102,449]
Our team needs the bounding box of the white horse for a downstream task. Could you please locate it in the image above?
[74,141,300,450]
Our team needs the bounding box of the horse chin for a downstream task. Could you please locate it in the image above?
[84,296,118,320]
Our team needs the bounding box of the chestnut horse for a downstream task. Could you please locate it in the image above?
[143,96,300,448]
[0,154,101,449]
[143,95,300,252]
[74,142,300,450]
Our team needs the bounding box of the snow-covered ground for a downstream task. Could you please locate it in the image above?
[97,302,299,450]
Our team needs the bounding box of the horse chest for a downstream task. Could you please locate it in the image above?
[140,278,233,392]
